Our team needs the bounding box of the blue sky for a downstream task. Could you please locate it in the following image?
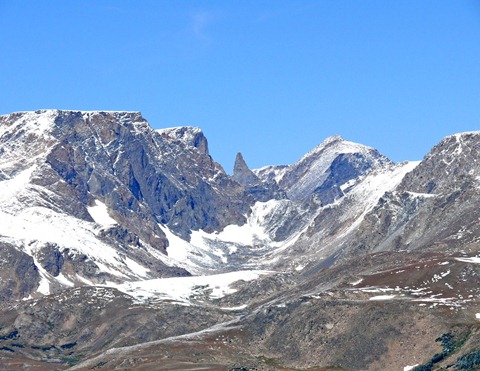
[1,1,479,172]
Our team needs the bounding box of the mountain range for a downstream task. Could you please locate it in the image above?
[0,110,479,370]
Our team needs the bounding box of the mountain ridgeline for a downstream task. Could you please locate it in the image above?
[1,110,480,370]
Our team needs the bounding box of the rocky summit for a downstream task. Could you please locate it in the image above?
[0,110,480,370]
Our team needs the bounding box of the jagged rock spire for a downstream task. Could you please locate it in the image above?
[232,152,259,186]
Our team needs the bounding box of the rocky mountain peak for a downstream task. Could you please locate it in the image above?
[322,134,344,144]
[303,134,373,161]
[254,135,392,202]
[231,152,285,201]
[157,126,209,155]
[232,152,258,185]
[398,130,480,196]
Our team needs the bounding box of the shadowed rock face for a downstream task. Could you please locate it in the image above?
[311,152,378,204]
[0,242,39,301]
[35,243,64,277]
[44,111,251,239]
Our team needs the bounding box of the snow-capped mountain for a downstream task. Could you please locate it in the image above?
[254,134,391,202]
[1,110,480,370]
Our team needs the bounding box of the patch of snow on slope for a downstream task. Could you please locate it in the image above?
[338,161,420,228]
[350,278,364,286]
[162,199,293,271]
[35,265,51,295]
[0,203,149,279]
[340,178,357,192]
[369,295,396,301]
[220,304,248,311]
[163,226,194,263]
[109,270,272,305]
[0,110,55,139]
[162,225,224,269]
[87,200,117,227]
[456,256,480,264]
[406,191,437,198]
[210,200,278,245]
[295,263,307,271]
[212,224,254,246]
[0,167,35,211]
[123,257,149,278]
[56,273,75,287]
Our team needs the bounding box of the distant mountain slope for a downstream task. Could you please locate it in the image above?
[340,130,480,258]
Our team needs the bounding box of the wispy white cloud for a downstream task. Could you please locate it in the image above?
[191,10,215,42]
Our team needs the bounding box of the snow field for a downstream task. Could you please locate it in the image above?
[108,270,272,305]
[87,200,117,227]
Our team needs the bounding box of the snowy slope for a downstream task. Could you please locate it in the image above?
[0,165,157,294]
[159,161,420,273]
[265,160,420,270]
[109,270,272,306]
